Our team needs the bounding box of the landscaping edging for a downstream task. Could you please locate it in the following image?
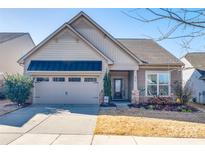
[0,102,30,117]
[128,103,199,113]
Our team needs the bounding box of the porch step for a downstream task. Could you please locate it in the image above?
[115,103,129,109]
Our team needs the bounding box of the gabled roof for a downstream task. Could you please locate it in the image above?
[68,11,142,64]
[118,39,183,66]
[18,23,113,64]
[197,69,205,80]
[184,52,205,70]
[18,11,182,67]
[0,33,27,44]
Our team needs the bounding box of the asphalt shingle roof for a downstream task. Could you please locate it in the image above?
[185,52,205,70]
[27,60,102,71]
[117,39,182,65]
[197,69,205,80]
[0,33,26,44]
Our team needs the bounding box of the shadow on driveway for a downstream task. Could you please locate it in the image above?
[0,104,99,127]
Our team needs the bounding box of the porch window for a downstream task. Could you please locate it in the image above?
[146,72,170,96]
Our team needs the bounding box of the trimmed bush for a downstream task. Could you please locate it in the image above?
[4,74,33,105]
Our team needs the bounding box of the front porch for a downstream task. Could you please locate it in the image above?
[110,70,138,103]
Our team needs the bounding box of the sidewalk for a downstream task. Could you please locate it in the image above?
[92,135,205,145]
[3,134,205,145]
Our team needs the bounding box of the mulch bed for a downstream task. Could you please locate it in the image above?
[100,102,117,107]
[0,100,31,116]
[128,103,199,112]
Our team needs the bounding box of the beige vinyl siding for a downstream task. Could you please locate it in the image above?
[0,34,34,75]
[71,16,138,70]
[24,28,108,95]
[24,28,108,71]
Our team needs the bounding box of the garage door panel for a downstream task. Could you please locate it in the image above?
[66,82,99,104]
[35,82,67,104]
[34,77,99,104]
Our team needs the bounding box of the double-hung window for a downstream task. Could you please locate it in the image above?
[146,71,170,96]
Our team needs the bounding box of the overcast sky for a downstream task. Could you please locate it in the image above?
[0,8,204,58]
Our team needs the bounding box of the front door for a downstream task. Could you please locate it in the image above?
[114,79,122,99]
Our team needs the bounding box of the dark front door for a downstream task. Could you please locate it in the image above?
[114,79,123,99]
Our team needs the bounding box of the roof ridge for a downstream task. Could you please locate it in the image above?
[0,32,28,34]
[18,23,114,64]
[68,11,143,64]
[187,52,205,54]
[116,38,152,40]
[181,52,205,59]
[0,33,27,44]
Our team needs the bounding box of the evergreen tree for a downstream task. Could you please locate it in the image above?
[103,71,112,102]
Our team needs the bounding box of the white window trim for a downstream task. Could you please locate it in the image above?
[83,76,98,83]
[35,76,50,83]
[68,77,81,82]
[52,77,65,82]
[145,71,171,97]
[84,77,98,82]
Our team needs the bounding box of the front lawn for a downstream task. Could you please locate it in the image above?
[95,108,205,138]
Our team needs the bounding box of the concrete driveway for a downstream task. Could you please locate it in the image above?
[0,104,99,145]
[1,104,205,145]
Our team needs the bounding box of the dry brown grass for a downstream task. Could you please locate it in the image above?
[95,108,205,138]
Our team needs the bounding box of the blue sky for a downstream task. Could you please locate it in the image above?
[0,8,204,58]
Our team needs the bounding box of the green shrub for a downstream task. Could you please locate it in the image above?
[181,108,192,113]
[172,81,193,104]
[0,87,6,100]
[4,74,33,105]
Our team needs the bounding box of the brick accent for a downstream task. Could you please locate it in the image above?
[131,90,139,103]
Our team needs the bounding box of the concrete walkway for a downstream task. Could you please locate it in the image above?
[0,134,204,145]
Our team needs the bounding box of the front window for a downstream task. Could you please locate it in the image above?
[53,77,65,82]
[36,77,49,82]
[68,77,81,82]
[146,72,170,96]
[84,78,97,82]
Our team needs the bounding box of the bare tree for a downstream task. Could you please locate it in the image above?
[122,9,205,50]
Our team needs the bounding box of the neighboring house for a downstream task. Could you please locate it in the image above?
[181,52,205,104]
[18,11,183,104]
[0,33,35,87]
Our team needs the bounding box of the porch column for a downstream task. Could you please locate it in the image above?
[133,69,138,91]
[132,70,139,103]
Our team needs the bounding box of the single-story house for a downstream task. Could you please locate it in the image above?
[181,52,205,104]
[18,11,183,104]
[0,33,35,87]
